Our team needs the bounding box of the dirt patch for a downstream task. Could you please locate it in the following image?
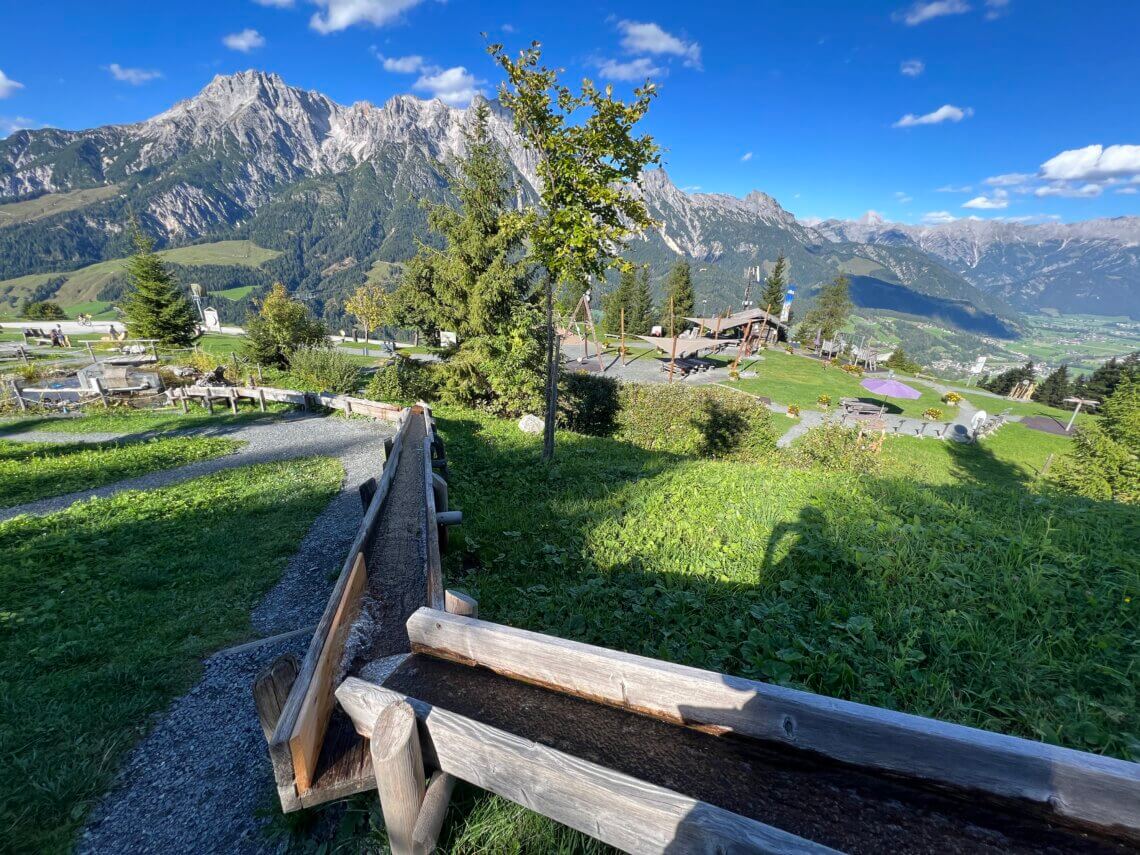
[1021,415,1073,436]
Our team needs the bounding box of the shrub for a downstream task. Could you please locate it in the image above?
[243,283,328,368]
[787,403,801,417]
[790,424,881,475]
[840,363,863,377]
[22,301,66,320]
[817,394,832,407]
[923,407,944,421]
[558,372,620,436]
[942,391,963,405]
[365,356,439,405]
[785,346,794,355]
[287,345,361,395]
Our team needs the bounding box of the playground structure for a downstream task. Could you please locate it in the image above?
[254,407,1140,854]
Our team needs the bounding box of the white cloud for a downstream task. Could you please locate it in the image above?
[310,0,424,34]
[893,104,973,128]
[922,210,958,224]
[1040,144,1140,182]
[596,57,664,82]
[895,191,913,204]
[106,63,162,85]
[223,29,266,52]
[984,0,1011,20]
[413,66,484,107]
[1116,187,1139,195]
[501,23,516,34]
[254,0,294,6]
[740,151,753,162]
[0,70,24,99]
[617,20,701,69]
[900,59,925,77]
[962,191,1009,209]
[984,172,1031,186]
[893,0,971,26]
[0,115,36,137]
[379,54,426,73]
[1035,182,1103,198]
[936,183,972,192]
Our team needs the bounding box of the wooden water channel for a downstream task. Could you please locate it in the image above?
[255,406,1140,854]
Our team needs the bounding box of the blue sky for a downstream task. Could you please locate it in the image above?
[1,0,1138,224]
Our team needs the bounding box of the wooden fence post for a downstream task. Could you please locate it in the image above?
[257,387,266,412]
[253,654,300,742]
[371,701,426,855]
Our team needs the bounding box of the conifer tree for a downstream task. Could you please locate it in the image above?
[627,266,655,335]
[759,254,788,315]
[795,274,852,344]
[1032,365,1073,408]
[121,223,197,346]
[661,259,695,324]
[1054,377,1139,503]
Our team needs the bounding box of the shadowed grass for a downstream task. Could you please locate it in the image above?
[0,457,344,853]
[0,436,241,507]
[0,404,288,437]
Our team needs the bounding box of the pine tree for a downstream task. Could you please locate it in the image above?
[884,347,922,374]
[795,274,852,344]
[601,267,634,335]
[759,254,788,315]
[1032,365,1072,408]
[661,259,695,324]
[627,266,655,335]
[121,223,197,346]
[982,361,1036,396]
[1053,377,1139,503]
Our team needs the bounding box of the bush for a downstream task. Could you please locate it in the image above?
[790,424,882,475]
[22,301,66,320]
[558,372,620,436]
[840,363,863,377]
[942,391,963,405]
[817,394,832,407]
[611,383,778,461]
[922,407,944,421]
[287,345,361,395]
[365,356,439,405]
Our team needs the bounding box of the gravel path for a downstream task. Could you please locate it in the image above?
[70,412,396,854]
[0,414,389,525]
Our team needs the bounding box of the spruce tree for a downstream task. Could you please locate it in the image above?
[661,259,695,324]
[122,223,197,346]
[795,274,852,343]
[1054,377,1139,503]
[601,267,635,335]
[759,254,788,315]
[627,266,655,335]
[1032,365,1072,408]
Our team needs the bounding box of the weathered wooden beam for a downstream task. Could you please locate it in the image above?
[422,434,444,610]
[403,609,1140,837]
[443,590,477,619]
[371,700,426,855]
[337,678,834,855]
[412,770,456,854]
[359,477,378,513]
[253,654,300,742]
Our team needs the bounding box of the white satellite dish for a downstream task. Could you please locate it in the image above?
[971,410,988,431]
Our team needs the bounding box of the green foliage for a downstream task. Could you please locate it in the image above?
[285,345,362,395]
[0,406,285,437]
[1080,352,1140,401]
[0,457,343,853]
[795,274,852,344]
[601,265,654,335]
[558,372,621,436]
[21,300,66,320]
[661,259,695,324]
[884,347,922,374]
[1032,365,1073,408]
[365,356,440,405]
[121,224,198,346]
[1053,377,1140,503]
[242,282,328,368]
[759,253,788,314]
[790,424,881,475]
[0,436,239,508]
[981,360,1036,396]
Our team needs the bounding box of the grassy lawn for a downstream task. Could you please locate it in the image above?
[404,406,1138,850]
[210,284,255,301]
[0,436,240,508]
[0,456,344,853]
[0,405,287,437]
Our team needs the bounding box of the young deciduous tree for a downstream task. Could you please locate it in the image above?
[121,224,197,346]
[759,253,788,315]
[243,282,328,367]
[345,282,388,355]
[661,259,695,325]
[489,40,660,459]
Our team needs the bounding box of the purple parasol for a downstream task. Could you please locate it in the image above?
[861,378,922,399]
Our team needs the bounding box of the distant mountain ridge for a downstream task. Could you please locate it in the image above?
[0,70,1134,326]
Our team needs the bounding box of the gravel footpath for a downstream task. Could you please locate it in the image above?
[0,414,388,525]
[73,413,395,854]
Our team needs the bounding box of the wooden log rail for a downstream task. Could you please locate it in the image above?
[337,608,1140,854]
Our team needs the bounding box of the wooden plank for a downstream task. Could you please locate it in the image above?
[253,654,300,742]
[290,553,368,792]
[404,609,1140,837]
[444,590,477,618]
[337,678,835,855]
[268,409,413,802]
[422,434,444,611]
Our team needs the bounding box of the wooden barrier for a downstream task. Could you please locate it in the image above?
[168,385,404,423]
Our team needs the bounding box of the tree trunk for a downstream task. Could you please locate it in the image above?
[542,277,558,461]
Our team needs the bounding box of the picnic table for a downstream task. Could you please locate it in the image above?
[839,397,883,417]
